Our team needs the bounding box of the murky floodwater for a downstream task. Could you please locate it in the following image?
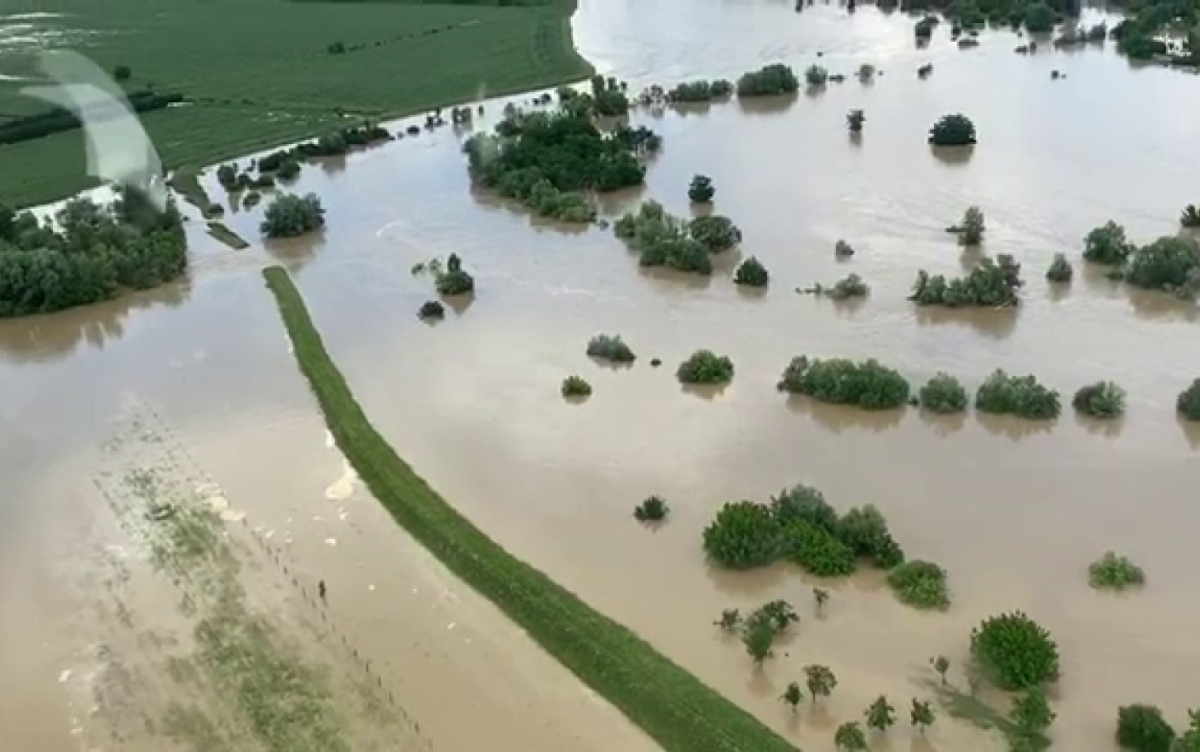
[4,1,1200,749]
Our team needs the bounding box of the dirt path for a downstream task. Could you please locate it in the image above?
[64,402,426,752]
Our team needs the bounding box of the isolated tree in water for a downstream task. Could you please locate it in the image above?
[780,681,803,713]
[1012,687,1056,735]
[743,617,775,667]
[688,175,715,203]
[931,655,950,684]
[847,109,865,134]
[834,721,868,751]
[865,694,897,732]
[813,587,830,614]
[805,665,838,703]
[911,698,936,733]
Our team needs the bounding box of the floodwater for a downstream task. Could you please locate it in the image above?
[4,1,1200,749]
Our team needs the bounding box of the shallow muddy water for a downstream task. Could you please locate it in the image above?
[4,1,1200,750]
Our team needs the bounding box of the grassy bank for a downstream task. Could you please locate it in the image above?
[0,0,592,207]
[261,265,797,752]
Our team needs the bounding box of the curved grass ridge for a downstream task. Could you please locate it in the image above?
[261,266,796,752]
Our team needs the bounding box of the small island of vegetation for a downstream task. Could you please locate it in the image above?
[614,201,742,274]
[929,113,977,146]
[910,255,1023,307]
[777,355,911,410]
[1088,551,1145,591]
[0,189,185,318]
[261,193,326,238]
[919,373,969,414]
[970,611,1060,690]
[586,334,636,363]
[677,349,735,385]
[886,559,951,610]
[1072,381,1126,419]
[736,64,800,97]
[734,256,770,287]
[975,369,1061,419]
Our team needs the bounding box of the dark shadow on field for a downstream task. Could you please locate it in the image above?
[976,412,1055,440]
[913,305,1018,340]
[735,93,799,116]
[0,280,191,365]
[785,395,907,433]
[918,408,968,436]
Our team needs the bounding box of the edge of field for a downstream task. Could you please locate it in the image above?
[260,264,800,752]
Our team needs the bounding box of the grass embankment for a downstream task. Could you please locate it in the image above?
[0,0,592,207]
[261,265,797,752]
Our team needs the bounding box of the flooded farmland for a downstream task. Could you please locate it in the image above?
[3,0,1200,749]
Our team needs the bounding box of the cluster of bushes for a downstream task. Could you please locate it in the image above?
[0,90,184,147]
[241,122,391,190]
[777,356,911,410]
[0,189,186,317]
[634,496,669,521]
[614,201,742,274]
[975,369,1060,419]
[702,484,906,579]
[434,253,474,296]
[1083,221,1135,265]
[586,334,636,363]
[1072,381,1126,419]
[736,64,800,97]
[970,611,1060,690]
[734,257,769,287]
[260,193,325,238]
[1124,236,1200,300]
[1179,379,1200,421]
[919,373,969,414]
[677,350,734,385]
[909,255,1023,307]
[667,79,734,103]
[1113,0,1198,63]
[730,600,800,665]
[587,75,630,117]
[1117,705,1200,751]
[1088,551,1145,591]
[928,113,977,146]
[886,560,951,610]
[465,110,656,223]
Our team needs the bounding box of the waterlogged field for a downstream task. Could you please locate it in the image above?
[0,0,589,206]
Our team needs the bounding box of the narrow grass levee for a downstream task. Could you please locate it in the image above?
[261,265,796,752]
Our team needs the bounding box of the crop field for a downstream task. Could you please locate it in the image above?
[0,0,591,207]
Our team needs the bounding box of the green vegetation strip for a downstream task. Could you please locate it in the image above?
[261,265,796,752]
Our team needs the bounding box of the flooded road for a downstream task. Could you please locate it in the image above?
[4,1,1200,749]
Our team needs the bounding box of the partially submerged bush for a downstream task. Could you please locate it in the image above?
[1083,221,1134,265]
[1181,204,1200,228]
[910,255,1022,307]
[1179,379,1200,421]
[887,560,950,610]
[586,334,636,363]
[955,206,985,246]
[260,193,325,238]
[736,63,800,97]
[1116,705,1176,752]
[1088,551,1145,591]
[677,349,735,385]
[835,239,855,257]
[561,375,592,398]
[667,79,734,103]
[929,113,977,146]
[734,256,770,287]
[805,64,829,86]
[1124,235,1200,299]
[847,109,866,134]
[689,215,743,251]
[435,253,474,296]
[1072,381,1126,419]
[975,369,1061,420]
[634,496,670,521]
[920,373,969,414]
[1046,253,1073,283]
[836,505,904,568]
[417,300,444,319]
[703,501,780,569]
[614,201,741,274]
[782,520,857,576]
[777,356,911,410]
[970,612,1060,689]
[689,175,715,203]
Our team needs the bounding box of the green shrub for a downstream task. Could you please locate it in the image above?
[667,80,732,103]
[975,370,1060,420]
[920,373,969,414]
[435,254,474,296]
[734,256,770,287]
[834,722,868,751]
[1011,687,1056,737]
[887,560,950,610]
[1116,705,1176,752]
[260,193,324,238]
[847,109,866,133]
[805,64,829,86]
[1072,381,1126,419]
[826,273,869,300]
[688,215,742,251]
[703,501,780,569]
[417,300,444,319]
[1083,221,1134,265]
[1023,2,1055,32]
[776,356,911,410]
[677,350,735,385]
[970,612,1060,689]
[1179,379,1200,421]
[561,375,592,397]
[910,255,1022,307]
[689,175,715,203]
[929,114,977,146]
[635,496,670,521]
[736,64,800,97]
[1088,551,1145,591]
[770,484,839,533]
[956,206,985,246]
[746,599,800,636]
[1046,253,1073,283]
[587,334,636,363]
[782,520,857,577]
[1124,236,1200,299]
[1181,204,1200,228]
[837,505,905,568]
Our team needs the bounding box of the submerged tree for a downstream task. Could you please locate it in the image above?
[260,192,325,238]
[1072,381,1126,419]
[929,113,977,146]
[805,665,838,703]
[781,681,804,712]
[715,608,742,633]
[1179,379,1200,421]
[813,587,830,614]
[1046,253,1073,283]
[634,496,669,521]
[834,722,868,751]
[1088,551,1145,591]
[920,373,969,414]
[865,695,897,732]
[1182,204,1200,228]
[970,611,1060,689]
[734,256,770,287]
[931,655,951,685]
[689,174,716,204]
[1116,704,1176,752]
[847,109,866,134]
[743,616,776,666]
[956,206,986,246]
[1012,687,1056,735]
[736,64,801,96]
[1083,221,1135,265]
[911,698,936,733]
[806,64,830,87]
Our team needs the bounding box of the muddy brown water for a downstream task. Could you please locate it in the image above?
[4,2,1200,750]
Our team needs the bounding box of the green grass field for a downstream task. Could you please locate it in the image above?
[261,265,799,752]
[0,0,591,207]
